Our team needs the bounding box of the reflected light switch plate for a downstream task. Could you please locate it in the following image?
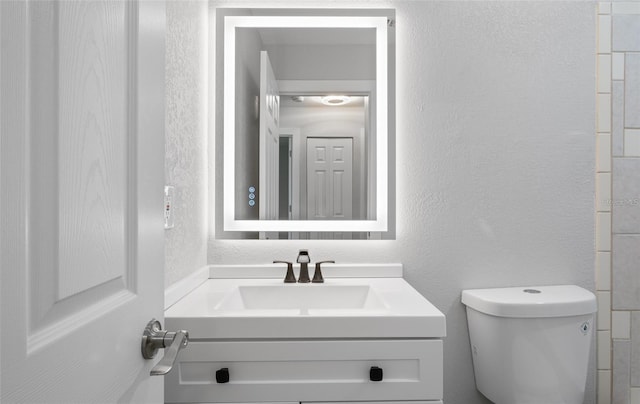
[165,186,175,229]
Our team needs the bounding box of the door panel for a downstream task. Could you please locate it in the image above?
[307,138,353,220]
[28,0,135,350]
[259,51,279,222]
[1,1,165,402]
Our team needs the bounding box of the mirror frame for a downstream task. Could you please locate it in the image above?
[223,15,388,232]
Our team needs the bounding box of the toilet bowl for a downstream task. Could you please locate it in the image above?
[462,285,597,404]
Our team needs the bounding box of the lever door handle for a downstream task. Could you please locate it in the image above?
[141,319,189,376]
[150,330,188,376]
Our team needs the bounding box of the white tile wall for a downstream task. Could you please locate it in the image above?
[624,129,640,155]
[597,133,612,171]
[625,53,640,127]
[613,53,625,80]
[612,311,631,339]
[613,340,631,403]
[599,54,613,93]
[600,15,612,53]
[597,212,612,251]
[596,5,640,402]
[612,15,640,51]
[597,251,612,290]
[597,173,613,213]
[631,312,640,386]
[612,235,640,309]
[624,54,640,128]
[598,95,613,133]
[612,2,640,15]
[599,330,613,369]
[599,370,613,404]
[611,160,640,234]
[599,291,612,331]
[612,81,625,156]
[600,2,613,14]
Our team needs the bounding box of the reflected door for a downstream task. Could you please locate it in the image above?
[259,51,280,224]
[307,138,354,223]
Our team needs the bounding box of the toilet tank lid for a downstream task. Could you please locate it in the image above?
[461,285,597,318]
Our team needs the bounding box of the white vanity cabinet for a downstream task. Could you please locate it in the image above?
[164,266,446,404]
[164,339,443,403]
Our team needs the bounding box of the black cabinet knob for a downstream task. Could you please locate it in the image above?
[216,367,230,383]
[369,366,383,382]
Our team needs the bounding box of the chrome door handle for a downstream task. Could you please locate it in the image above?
[141,319,189,376]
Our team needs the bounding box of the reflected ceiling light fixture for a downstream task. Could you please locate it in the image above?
[321,95,351,106]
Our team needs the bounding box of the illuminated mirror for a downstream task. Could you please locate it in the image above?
[218,9,394,239]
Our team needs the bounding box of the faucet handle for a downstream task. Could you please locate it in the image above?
[274,260,296,283]
[312,260,335,283]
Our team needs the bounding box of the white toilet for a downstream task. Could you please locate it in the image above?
[461,285,597,404]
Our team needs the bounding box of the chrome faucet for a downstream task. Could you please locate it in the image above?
[296,250,311,283]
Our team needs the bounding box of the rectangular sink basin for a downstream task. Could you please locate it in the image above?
[216,284,388,313]
[165,276,446,339]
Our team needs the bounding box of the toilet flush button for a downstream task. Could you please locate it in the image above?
[580,321,590,335]
[523,289,541,294]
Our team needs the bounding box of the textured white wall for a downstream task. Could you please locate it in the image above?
[165,0,208,287]
[159,0,596,402]
[207,2,597,403]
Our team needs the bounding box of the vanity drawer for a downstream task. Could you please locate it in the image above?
[165,339,443,403]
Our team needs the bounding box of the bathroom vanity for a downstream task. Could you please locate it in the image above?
[164,264,445,404]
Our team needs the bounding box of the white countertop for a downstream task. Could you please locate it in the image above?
[165,277,446,339]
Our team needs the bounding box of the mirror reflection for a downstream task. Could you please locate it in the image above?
[219,11,394,239]
[279,95,370,224]
[233,27,377,225]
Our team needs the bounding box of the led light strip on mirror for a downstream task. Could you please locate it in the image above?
[223,15,389,233]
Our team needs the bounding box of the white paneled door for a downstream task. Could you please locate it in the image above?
[259,51,280,222]
[307,138,354,220]
[1,1,166,403]
[259,51,280,240]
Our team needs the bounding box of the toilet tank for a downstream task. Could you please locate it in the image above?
[461,285,597,404]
